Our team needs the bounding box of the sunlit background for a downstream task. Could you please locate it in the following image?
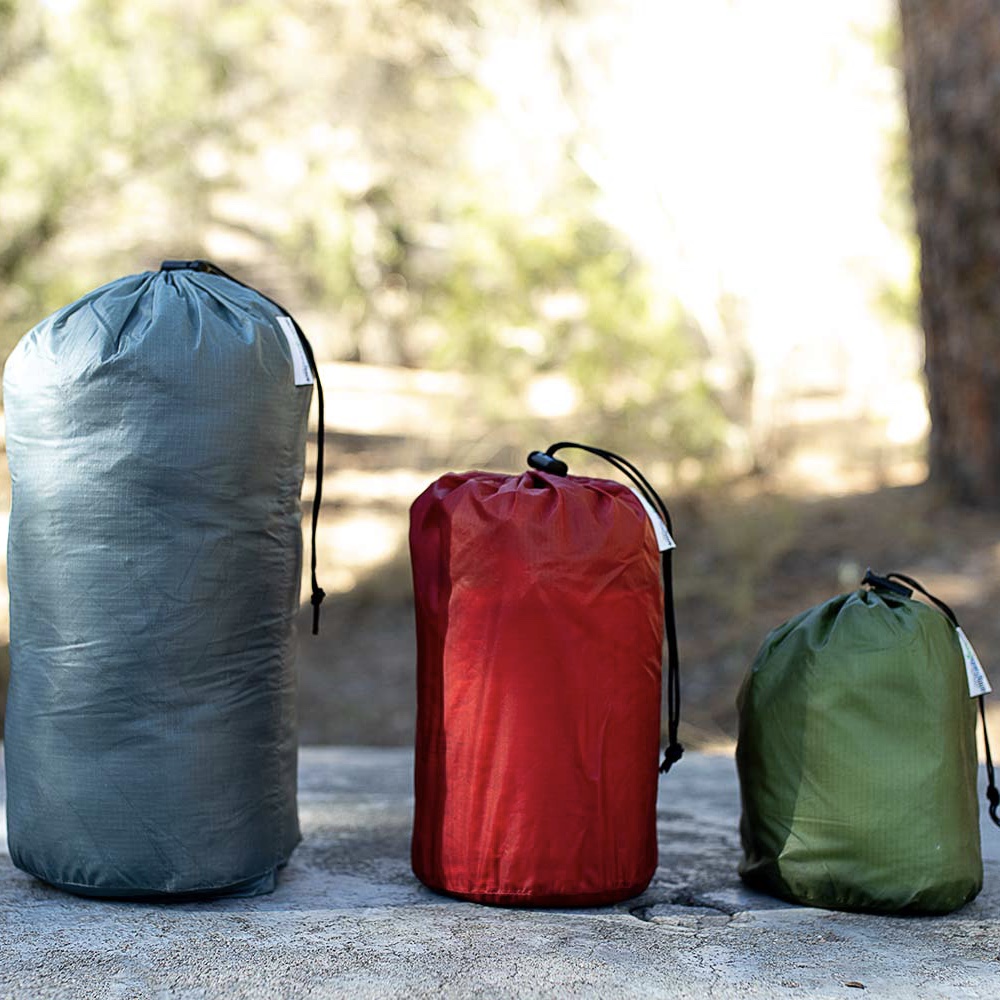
[4,0,988,748]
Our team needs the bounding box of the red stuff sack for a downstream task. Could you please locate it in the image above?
[410,443,682,907]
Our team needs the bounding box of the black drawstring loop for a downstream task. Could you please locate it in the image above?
[981,698,1000,827]
[540,442,683,774]
[865,569,1000,829]
[885,571,959,626]
[160,260,326,634]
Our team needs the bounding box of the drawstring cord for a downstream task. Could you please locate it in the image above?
[864,569,1000,828]
[979,697,1000,828]
[530,442,683,774]
[160,260,326,634]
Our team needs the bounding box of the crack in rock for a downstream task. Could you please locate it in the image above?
[630,893,737,926]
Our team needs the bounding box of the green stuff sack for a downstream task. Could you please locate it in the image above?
[736,570,999,914]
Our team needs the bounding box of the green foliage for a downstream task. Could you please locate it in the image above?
[0,0,244,348]
[0,0,731,470]
[426,194,726,460]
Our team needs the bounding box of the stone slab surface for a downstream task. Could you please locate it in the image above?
[1,748,998,999]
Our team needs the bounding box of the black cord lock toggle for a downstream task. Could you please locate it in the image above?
[310,586,326,636]
[660,742,684,774]
[526,451,568,476]
[160,259,224,274]
[862,568,913,599]
[988,784,1000,827]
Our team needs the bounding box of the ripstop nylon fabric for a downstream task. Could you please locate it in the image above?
[410,470,663,906]
[3,268,310,897]
[737,586,982,914]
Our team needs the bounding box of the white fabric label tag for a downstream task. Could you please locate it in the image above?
[957,627,992,697]
[628,486,676,551]
[277,316,314,386]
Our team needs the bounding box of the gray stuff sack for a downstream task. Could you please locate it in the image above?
[2,260,324,898]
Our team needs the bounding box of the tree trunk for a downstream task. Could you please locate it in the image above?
[900,0,1000,505]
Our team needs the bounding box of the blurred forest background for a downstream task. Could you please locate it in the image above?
[1,0,998,748]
